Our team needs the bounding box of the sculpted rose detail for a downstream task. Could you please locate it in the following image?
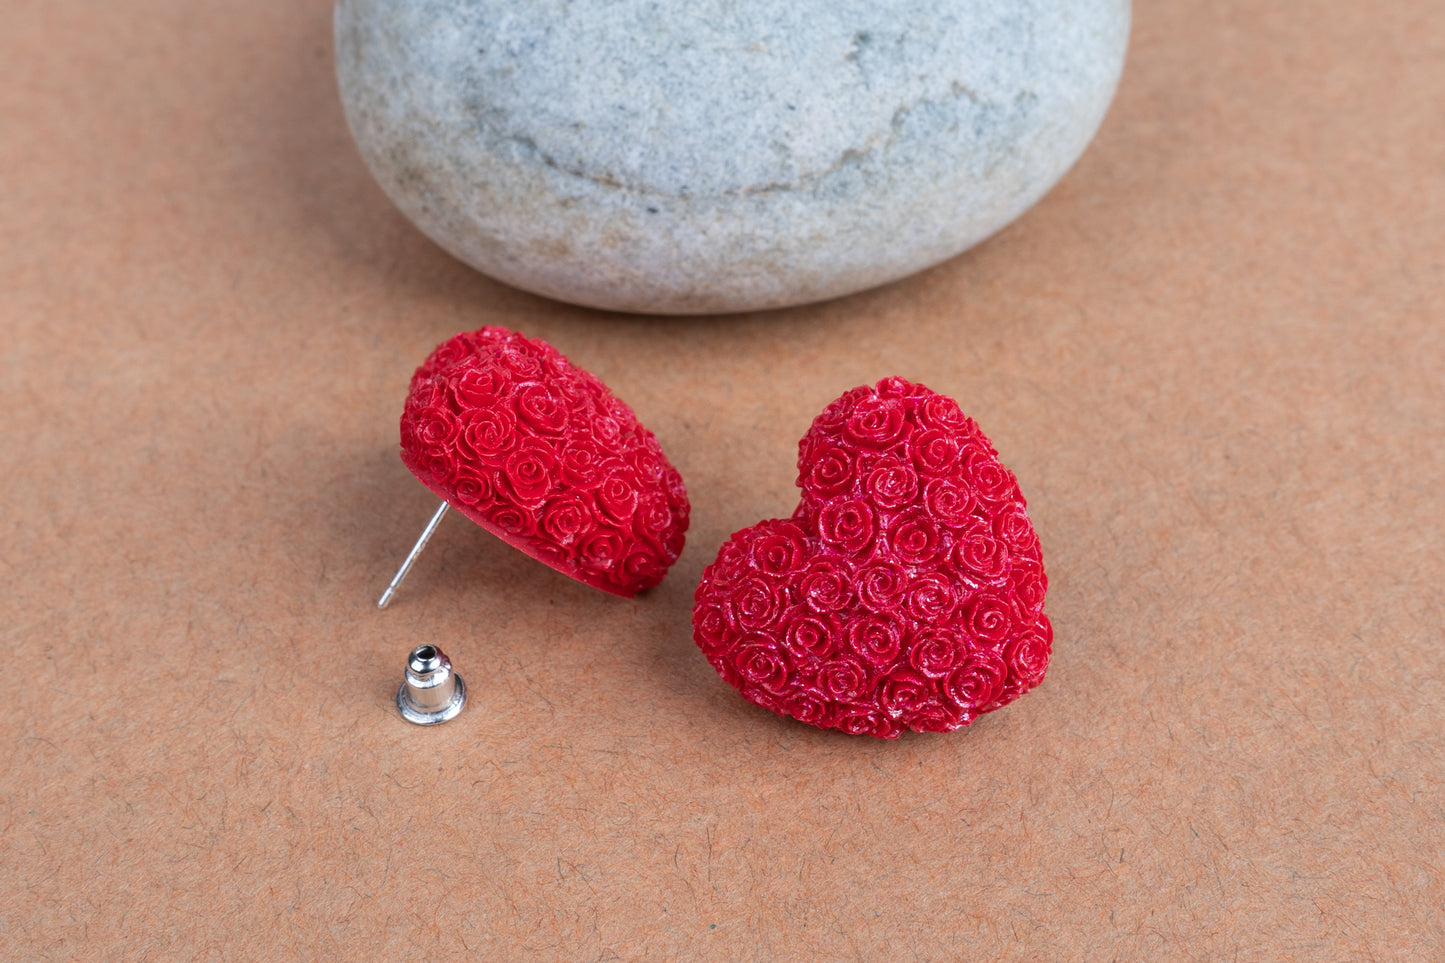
[912,429,962,476]
[866,458,919,510]
[964,448,1019,504]
[694,605,731,650]
[919,393,969,433]
[908,632,962,678]
[452,469,495,508]
[819,500,875,555]
[399,326,689,597]
[881,671,933,715]
[815,658,870,701]
[1011,559,1048,618]
[890,513,941,567]
[458,407,517,465]
[621,548,667,586]
[1004,625,1053,692]
[800,560,852,613]
[958,518,1009,580]
[487,502,536,538]
[924,479,975,527]
[965,594,1015,644]
[540,494,596,545]
[848,616,902,667]
[560,445,602,486]
[737,644,790,693]
[417,406,461,450]
[595,474,640,527]
[905,574,955,622]
[947,650,1009,720]
[784,614,835,660]
[692,377,1050,738]
[845,397,908,448]
[452,365,505,407]
[802,444,855,498]
[994,505,1041,556]
[856,561,907,612]
[502,441,558,507]
[728,577,776,626]
[515,382,568,434]
[754,522,808,575]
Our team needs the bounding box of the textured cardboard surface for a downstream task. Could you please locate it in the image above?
[2,0,1442,958]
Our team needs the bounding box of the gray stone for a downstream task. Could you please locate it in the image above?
[335,0,1130,315]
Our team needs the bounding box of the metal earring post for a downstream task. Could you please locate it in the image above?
[377,501,451,609]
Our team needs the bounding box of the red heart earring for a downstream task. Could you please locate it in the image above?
[378,326,690,605]
[691,377,1050,738]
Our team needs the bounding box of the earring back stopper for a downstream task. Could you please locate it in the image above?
[396,644,466,725]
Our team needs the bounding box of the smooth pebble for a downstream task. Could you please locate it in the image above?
[336,0,1130,314]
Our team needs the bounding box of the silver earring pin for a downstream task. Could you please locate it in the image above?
[377,501,450,609]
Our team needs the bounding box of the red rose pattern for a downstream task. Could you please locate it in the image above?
[692,377,1050,738]
[400,327,688,597]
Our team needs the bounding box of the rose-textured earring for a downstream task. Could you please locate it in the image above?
[378,326,689,605]
[692,377,1049,739]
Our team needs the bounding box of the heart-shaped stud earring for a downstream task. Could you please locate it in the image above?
[378,326,689,605]
[692,377,1050,738]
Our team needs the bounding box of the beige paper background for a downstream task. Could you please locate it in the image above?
[2,0,1442,958]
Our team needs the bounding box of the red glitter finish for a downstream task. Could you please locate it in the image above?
[692,378,1050,738]
[399,327,688,597]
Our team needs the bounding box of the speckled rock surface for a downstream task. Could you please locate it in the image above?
[335,0,1130,315]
